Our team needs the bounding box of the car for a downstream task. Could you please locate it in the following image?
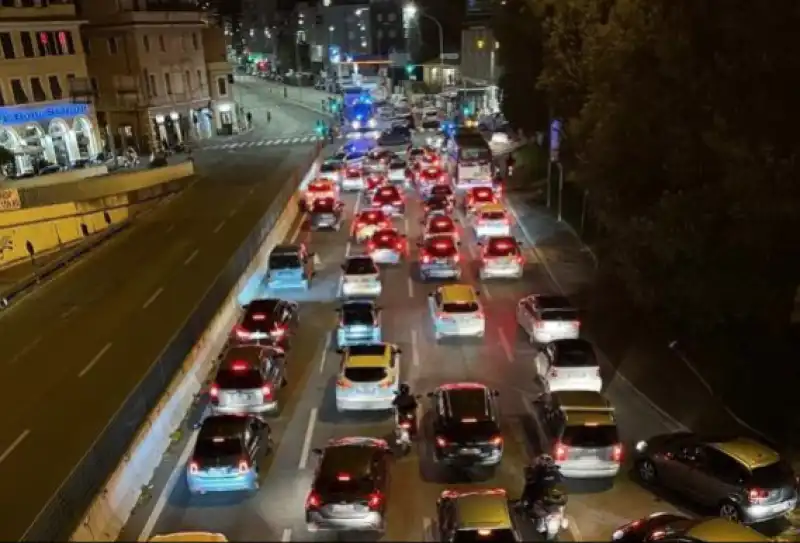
[303,178,338,208]
[516,294,580,344]
[305,437,392,532]
[421,108,440,129]
[423,194,454,218]
[209,345,287,414]
[533,390,623,479]
[331,150,347,162]
[428,284,485,339]
[387,157,409,186]
[351,209,391,243]
[335,343,401,411]
[472,203,511,239]
[318,161,343,185]
[418,235,461,280]
[421,215,460,243]
[265,244,315,290]
[428,382,503,469]
[232,298,299,345]
[611,515,772,542]
[186,414,270,494]
[363,172,389,201]
[344,151,367,166]
[478,236,524,279]
[363,152,389,175]
[148,532,229,543]
[535,338,602,392]
[308,197,345,231]
[366,148,394,164]
[416,165,445,189]
[341,255,382,297]
[341,164,365,192]
[336,300,382,348]
[370,184,405,216]
[633,434,798,524]
[407,146,426,164]
[377,126,412,148]
[436,488,521,542]
[464,186,499,215]
[427,183,454,204]
[367,228,408,265]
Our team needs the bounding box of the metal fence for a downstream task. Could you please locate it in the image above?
[21,144,322,541]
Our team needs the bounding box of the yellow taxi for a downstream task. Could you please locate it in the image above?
[428,284,485,340]
[149,532,228,542]
[335,343,401,412]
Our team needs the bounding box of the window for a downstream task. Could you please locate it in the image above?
[108,37,118,54]
[158,35,165,52]
[388,12,396,21]
[48,75,62,100]
[217,77,227,96]
[90,77,98,95]
[143,35,150,52]
[58,31,75,54]
[164,73,172,94]
[185,70,191,92]
[191,32,198,50]
[0,33,14,59]
[149,73,157,96]
[30,77,47,101]
[39,31,58,56]
[10,79,28,104]
[196,69,203,88]
[82,36,91,55]
[21,32,34,57]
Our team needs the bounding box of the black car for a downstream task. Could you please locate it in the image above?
[308,197,345,231]
[210,345,287,414]
[232,298,299,346]
[437,488,520,542]
[378,127,412,147]
[305,437,392,533]
[423,194,454,217]
[428,383,503,470]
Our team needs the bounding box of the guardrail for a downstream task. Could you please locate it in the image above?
[21,143,324,541]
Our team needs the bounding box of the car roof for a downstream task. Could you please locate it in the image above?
[479,203,505,214]
[440,284,478,304]
[271,244,300,255]
[221,345,263,367]
[454,492,512,529]
[552,338,594,353]
[684,518,771,542]
[344,344,391,368]
[246,298,280,312]
[319,443,380,479]
[198,415,248,438]
[709,438,781,470]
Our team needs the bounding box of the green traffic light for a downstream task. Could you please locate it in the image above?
[406,64,414,74]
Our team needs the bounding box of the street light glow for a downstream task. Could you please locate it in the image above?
[329,25,335,32]
[403,2,418,18]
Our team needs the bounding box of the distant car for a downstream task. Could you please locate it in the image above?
[612,516,772,543]
[428,284,485,339]
[377,127,411,148]
[516,294,580,344]
[534,339,602,393]
[209,344,287,414]
[363,172,389,201]
[187,414,270,494]
[265,244,315,290]
[308,197,345,231]
[232,298,299,345]
[427,183,454,204]
[478,236,524,279]
[344,151,367,166]
[436,489,521,542]
[336,300,382,348]
[341,255,382,297]
[335,343,401,411]
[416,165,446,191]
[305,437,392,532]
[421,109,440,129]
[421,215,460,243]
[367,228,408,265]
[351,209,391,243]
[418,235,461,280]
[303,179,338,209]
[387,157,409,185]
[341,164,365,192]
[472,204,511,239]
[318,161,342,184]
[423,194,454,219]
[464,186,499,215]
[370,185,405,216]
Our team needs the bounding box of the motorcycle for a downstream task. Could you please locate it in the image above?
[522,489,568,541]
[394,409,417,455]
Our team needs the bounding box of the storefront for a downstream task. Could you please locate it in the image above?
[212,100,240,136]
[0,103,101,177]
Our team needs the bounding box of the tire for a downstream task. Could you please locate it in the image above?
[718,501,742,522]
[637,458,658,484]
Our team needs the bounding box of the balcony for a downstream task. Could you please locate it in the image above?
[68,77,96,103]
[0,0,77,20]
[113,75,140,96]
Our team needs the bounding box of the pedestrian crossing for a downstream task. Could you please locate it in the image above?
[203,134,325,151]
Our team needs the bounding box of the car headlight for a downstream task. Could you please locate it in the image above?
[635,440,648,453]
[352,120,361,129]
[368,118,377,128]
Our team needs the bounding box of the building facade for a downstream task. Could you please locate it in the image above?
[202,27,240,135]
[79,0,219,153]
[0,0,101,176]
[369,0,403,56]
[460,25,500,112]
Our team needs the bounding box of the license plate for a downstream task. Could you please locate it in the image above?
[460,448,481,455]
[237,393,252,402]
[331,504,354,513]
[208,468,225,476]
[358,385,375,393]
[574,448,599,459]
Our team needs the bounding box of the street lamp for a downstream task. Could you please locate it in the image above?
[403,3,444,88]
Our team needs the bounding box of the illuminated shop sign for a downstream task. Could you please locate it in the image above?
[0,104,89,126]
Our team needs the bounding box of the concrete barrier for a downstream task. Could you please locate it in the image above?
[69,148,323,542]
[0,165,109,193]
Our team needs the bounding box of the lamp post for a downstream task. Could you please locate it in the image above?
[403,3,444,88]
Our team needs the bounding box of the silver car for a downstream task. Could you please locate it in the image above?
[210,345,287,414]
[341,255,382,297]
[336,300,382,348]
[478,236,524,279]
[516,294,580,344]
[367,228,407,265]
[418,235,461,280]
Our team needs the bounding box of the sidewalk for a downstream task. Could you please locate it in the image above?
[236,76,333,116]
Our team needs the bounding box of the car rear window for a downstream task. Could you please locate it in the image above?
[443,302,480,313]
[562,424,619,447]
[344,367,388,382]
[486,239,518,256]
[540,309,579,321]
[216,368,263,389]
[320,163,339,172]
[432,186,452,196]
[481,211,506,220]
[194,435,244,460]
[312,200,335,212]
[376,187,398,198]
[453,529,516,543]
[343,307,374,325]
[269,254,301,269]
[749,460,794,487]
[428,238,456,255]
[390,160,406,168]
[448,389,491,420]
[555,345,597,367]
[345,258,378,274]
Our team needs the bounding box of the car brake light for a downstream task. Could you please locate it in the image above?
[238,459,250,473]
[306,490,322,509]
[262,384,273,399]
[399,421,412,429]
[489,435,503,447]
[337,377,352,388]
[395,241,403,250]
[477,529,492,536]
[233,324,249,338]
[368,491,383,509]
[367,241,376,251]
[251,313,266,321]
[337,472,351,481]
[611,443,623,463]
[231,361,250,371]
[515,255,524,264]
[453,254,460,263]
[188,461,199,474]
[748,488,770,503]
[209,384,219,403]
[435,436,448,448]
[421,254,431,264]
[554,441,568,461]
[501,217,510,225]
[272,325,286,337]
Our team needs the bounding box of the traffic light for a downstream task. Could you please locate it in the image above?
[315,120,325,135]
[405,64,414,75]
[462,104,473,116]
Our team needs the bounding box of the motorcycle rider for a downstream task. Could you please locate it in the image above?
[392,383,418,436]
[521,454,564,523]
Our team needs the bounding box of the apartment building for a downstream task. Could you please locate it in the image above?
[78,0,221,152]
[0,0,101,176]
[460,26,500,113]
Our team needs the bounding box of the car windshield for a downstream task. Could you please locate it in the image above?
[486,239,518,256]
[312,200,335,212]
[269,254,301,269]
[429,219,454,233]
[195,435,244,459]
[481,211,506,220]
[422,169,440,178]
[342,306,374,325]
[555,343,597,366]
[309,183,331,192]
[345,366,388,382]
[374,230,399,246]
[216,367,263,389]
[345,258,378,275]
[427,197,449,208]
[750,460,794,486]
[442,301,480,313]
[346,153,365,161]
[431,186,452,196]
[562,424,619,447]
[453,529,516,543]
[320,163,339,172]
[390,159,406,168]
[460,147,491,162]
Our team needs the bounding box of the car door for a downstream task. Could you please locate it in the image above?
[516,297,533,333]
[244,418,263,467]
[389,345,401,380]
[535,343,554,378]
[661,443,705,499]
[688,446,746,506]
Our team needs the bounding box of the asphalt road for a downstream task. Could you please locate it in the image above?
[141,134,694,542]
[0,84,330,540]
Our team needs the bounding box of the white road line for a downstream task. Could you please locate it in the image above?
[60,306,79,319]
[138,428,198,541]
[183,248,199,265]
[411,329,420,367]
[142,287,164,310]
[497,327,513,362]
[353,190,363,216]
[281,528,292,542]
[7,336,42,366]
[404,217,410,233]
[228,207,238,218]
[291,137,301,143]
[213,220,226,234]
[165,224,175,234]
[78,342,113,378]
[0,429,30,466]
[422,517,432,540]
[407,276,414,298]
[318,333,331,374]
[466,242,477,258]
[248,187,256,195]
[297,408,318,470]
[567,514,583,541]
[344,241,352,256]
[480,283,493,300]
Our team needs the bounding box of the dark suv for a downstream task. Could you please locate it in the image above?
[634,433,797,523]
[305,437,392,533]
[436,488,520,542]
[232,298,298,347]
[428,382,503,470]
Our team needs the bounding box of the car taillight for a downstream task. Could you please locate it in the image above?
[399,421,412,429]
[515,255,524,264]
[367,241,376,251]
[238,459,250,474]
[337,377,352,388]
[209,384,219,404]
[501,218,510,225]
[611,443,623,463]
[380,221,390,228]
[554,441,568,461]
[188,461,199,474]
[395,241,404,250]
[748,488,770,504]
[262,384,273,399]
[489,435,503,447]
[306,491,322,509]
[421,254,431,264]
[453,254,460,263]
[435,436,448,448]
[393,198,403,205]
[233,324,249,338]
[272,325,286,337]
[534,321,544,329]
[368,491,383,510]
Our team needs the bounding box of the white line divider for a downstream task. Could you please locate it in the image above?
[71,150,324,542]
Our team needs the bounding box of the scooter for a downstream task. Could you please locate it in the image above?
[520,490,569,541]
[394,409,416,455]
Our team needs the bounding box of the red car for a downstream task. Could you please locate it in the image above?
[370,185,405,215]
[367,228,408,264]
[421,215,459,242]
[417,166,446,191]
[464,186,498,214]
[351,209,391,242]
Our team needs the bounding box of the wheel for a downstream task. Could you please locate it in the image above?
[637,458,658,484]
[718,501,742,522]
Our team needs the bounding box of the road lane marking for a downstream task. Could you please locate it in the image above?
[0,429,30,466]
[78,342,113,378]
[183,248,199,265]
[498,327,513,362]
[249,187,256,195]
[353,190,363,216]
[142,287,164,309]
[213,220,226,234]
[567,514,582,540]
[404,217,410,233]
[481,283,493,300]
[422,517,432,540]
[407,276,414,297]
[345,241,352,256]
[165,224,175,234]
[138,428,198,541]
[318,333,331,374]
[281,528,292,541]
[228,207,238,218]
[411,329,420,367]
[297,407,318,469]
[60,306,79,319]
[7,336,42,366]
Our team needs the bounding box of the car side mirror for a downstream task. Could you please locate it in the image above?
[311,448,322,455]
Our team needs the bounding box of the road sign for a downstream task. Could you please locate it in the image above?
[549,119,562,162]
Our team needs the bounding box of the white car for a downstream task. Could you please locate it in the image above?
[335,343,400,412]
[473,204,511,239]
[341,166,365,192]
[428,284,485,340]
[490,132,510,145]
[341,255,382,297]
[516,294,581,344]
[534,339,602,393]
[344,151,367,167]
[318,161,342,185]
[387,157,408,185]
[478,236,524,279]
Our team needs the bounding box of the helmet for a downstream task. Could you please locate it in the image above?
[399,383,411,395]
[537,454,555,467]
